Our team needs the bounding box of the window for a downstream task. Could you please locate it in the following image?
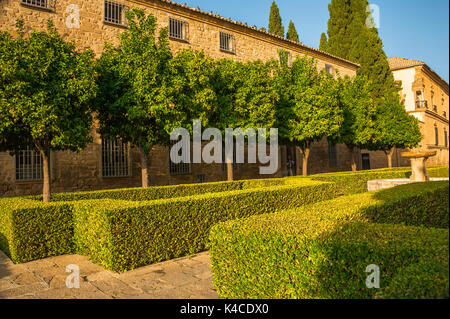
[101,138,130,177]
[21,0,52,10]
[15,147,42,181]
[325,64,334,75]
[169,17,189,41]
[444,130,448,148]
[196,174,206,183]
[328,142,338,168]
[219,32,235,53]
[361,154,371,170]
[435,126,439,146]
[104,1,127,27]
[169,140,191,175]
[443,111,447,118]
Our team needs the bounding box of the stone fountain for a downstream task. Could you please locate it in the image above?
[367,151,448,191]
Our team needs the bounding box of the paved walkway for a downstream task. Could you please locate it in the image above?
[0,250,218,299]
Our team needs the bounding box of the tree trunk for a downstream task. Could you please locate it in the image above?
[385,147,395,169]
[348,145,358,172]
[227,162,234,181]
[39,148,51,203]
[139,148,150,188]
[297,145,310,177]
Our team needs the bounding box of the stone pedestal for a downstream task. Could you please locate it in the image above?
[401,151,437,182]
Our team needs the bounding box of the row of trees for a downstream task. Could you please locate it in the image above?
[269,1,300,43]
[0,9,421,202]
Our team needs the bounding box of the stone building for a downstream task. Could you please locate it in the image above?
[385,57,449,167]
[0,0,436,196]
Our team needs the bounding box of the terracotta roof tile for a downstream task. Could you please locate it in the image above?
[388,57,425,70]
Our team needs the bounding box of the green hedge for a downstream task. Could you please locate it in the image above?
[308,166,449,195]
[209,181,449,299]
[0,198,74,263]
[0,178,334,268]
[73,179,335,271]
[27,178,289,202]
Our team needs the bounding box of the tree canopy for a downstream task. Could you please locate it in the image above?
[94,9,173,187]
[0,20,97,202]
[319,32,328,51]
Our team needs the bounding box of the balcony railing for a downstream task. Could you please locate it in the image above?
[415,100,428,109]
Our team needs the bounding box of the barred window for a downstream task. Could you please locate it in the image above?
[169,17,189,41]
[21,0,52,10]
[435,126,439,146]
[15,147,43,181]
[325,64,334,75]
[102,138,130,177]
[220,32,235,53]
[169,141,191,175]
[328,142,338,168]
[104,1,127,27]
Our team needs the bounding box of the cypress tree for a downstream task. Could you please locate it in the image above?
[326,0,398,100]
[319,32,328,51]
[268,1,284,37]
[326,0,352,59]
[286,20,299,42]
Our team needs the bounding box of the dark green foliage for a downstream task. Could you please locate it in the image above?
[326,0,352,58]
[319,32,328,51]
[286,20,299,42]
[268,1,284,37]
[209,181,449,299]
[0,20,97,201]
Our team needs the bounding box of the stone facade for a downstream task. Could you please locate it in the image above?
[0,0,411,197]
[388,58,449,167]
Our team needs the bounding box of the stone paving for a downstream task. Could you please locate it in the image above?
[0,250,218,299]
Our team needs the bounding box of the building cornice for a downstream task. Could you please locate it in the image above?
[128,0,360,71]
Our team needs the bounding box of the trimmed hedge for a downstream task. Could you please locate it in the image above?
[73,179,335,271]
[29,178,289,202]
[308,166,449,195]
[0,198,74,263]
[0,178,335,268]
[208,181,449,299]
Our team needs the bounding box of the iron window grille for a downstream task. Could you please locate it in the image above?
[15,146,43,181]
[101,138,130,177]
[328,142,338,168]
[104,1,128,27]
[325,64,334,75]
[220,32,235,53]
[169,140,192,175]
[435,126,439,146]
[169,17,189,41]
[21,0,53,10]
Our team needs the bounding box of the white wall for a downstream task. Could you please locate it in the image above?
[392,68,416,112]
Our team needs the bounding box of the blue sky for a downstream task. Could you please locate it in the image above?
[171,0,449,82]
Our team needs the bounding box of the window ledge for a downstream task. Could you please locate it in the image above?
[103,21,129,29]
[220,49,236,55]
[169,36,190,44]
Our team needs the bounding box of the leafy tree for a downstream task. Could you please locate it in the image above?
[94,9,173,188]
[276,54,343,176]
[286,20,299,42]
[319,32,328,51]
[169,49,218,134]
[212,59,278,180]
[369,96,422,168]
[268,1,284,37]
[0,20,97,202]
[330,75,376,171]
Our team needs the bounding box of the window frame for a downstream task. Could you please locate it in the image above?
[101,137,131,178]
[104,0,128,28]
[219,31,236,54]
[14,146,43,182]
[169,17,189,42]
[20,0,53,11]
